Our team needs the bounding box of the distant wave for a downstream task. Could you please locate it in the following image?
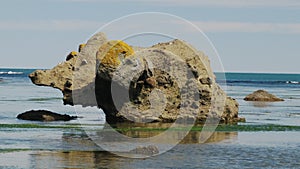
[27,97,62,101]
[217,80,300,86]
[0,97,62,102]
[286,81,300,84]
[0,70,31,78]
[0,71,23,75]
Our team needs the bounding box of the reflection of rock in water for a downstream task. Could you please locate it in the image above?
[61,130,101,151]
[129,145,159,156]
[249,101,272,108]
[30,131,237,168]
[59,124,237,159]
[31,151,120,169]
[83,123,237,144]
[189,131,237,144]
[29,127,237,168]
[118,130,237,144]
[112,129,237,144]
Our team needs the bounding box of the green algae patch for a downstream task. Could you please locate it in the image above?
[113,124,300,132]
[1,123,300,132]
[0,123,80,129]
[214,124,300,132]
[27,97,62,101]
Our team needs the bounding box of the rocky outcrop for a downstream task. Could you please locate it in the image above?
[29,32,243,124]
[244,90,284,102]
[17,110,78,121]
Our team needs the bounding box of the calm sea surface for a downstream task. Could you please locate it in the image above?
[0,68,300,169]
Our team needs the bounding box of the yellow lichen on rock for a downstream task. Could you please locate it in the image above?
[78,44,86,52]
[70,51,78,56]
[66,51,78,61]
[97,40,134,67]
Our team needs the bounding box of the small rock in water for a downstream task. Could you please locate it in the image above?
[17,110,78,121]
[244,90,284,102]
[129,145,159,156]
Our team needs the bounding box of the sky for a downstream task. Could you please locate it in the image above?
[0,0,300,73]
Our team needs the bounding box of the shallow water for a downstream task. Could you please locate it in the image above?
[1,132,299,169]
[0,69,300,168]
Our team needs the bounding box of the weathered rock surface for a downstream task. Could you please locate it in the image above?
[29,32,244,124]
[17,110,77,121]
[244,90,284,102]
[29,32,107,106]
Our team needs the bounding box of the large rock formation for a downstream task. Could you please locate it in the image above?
[244,90,284,102]
[29,32,244,124]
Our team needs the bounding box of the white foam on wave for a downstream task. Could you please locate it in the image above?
[286,81,299,84]
[0,71,23,75]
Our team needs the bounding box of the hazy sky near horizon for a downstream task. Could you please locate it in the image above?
[0,0,300,73]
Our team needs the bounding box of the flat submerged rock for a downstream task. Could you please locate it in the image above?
[17,110,77,121]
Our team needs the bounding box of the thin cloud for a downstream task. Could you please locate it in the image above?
[193,21,300,34]
[1,19,300,34]
[0,20,101,31]
[62,0,300,8]
[153,0,300,8]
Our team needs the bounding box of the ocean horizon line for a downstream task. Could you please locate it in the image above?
[0,67,299,75]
